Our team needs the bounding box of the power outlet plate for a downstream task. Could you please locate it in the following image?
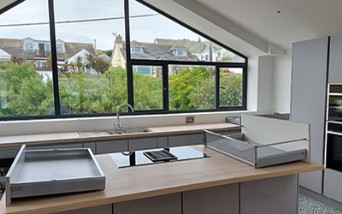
[186,116,195,124]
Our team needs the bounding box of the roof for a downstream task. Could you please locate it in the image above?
[0,38,96,61]
[122,41,198,61]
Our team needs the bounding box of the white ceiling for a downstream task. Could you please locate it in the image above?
[194,0,342,51]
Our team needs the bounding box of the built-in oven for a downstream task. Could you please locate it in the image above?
[328,84,342,122]
[326,122,342,171]
[326,84,342,172]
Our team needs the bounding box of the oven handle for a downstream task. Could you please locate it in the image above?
[327,130,342,136]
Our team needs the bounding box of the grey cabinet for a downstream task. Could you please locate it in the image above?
[324,169,342,202]
[57,204,112,214]
[328,34,342,83]
[240,175,298,214]
[291,37,328,193]
[114,193,181,214]
[96,139,128,154]
[299,137,323,193]
[157,137,168,148]
[83,142,96,154]
[128,137,157,151]
[183,184,239,214]
[168,134,203,147]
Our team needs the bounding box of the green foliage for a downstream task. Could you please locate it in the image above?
[0,62,54,116]
[87,54,110,75]
[0,62,242,118]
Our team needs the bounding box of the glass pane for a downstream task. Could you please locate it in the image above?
[0,0,55,117]
[128,1,245,63]
[219,67,243,107]
[169,65,215,111]
[133,65,163,111]
[54,0,127,115]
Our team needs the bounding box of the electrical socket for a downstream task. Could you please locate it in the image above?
[186,116,195,124]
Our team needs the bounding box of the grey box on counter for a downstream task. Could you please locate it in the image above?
[5,145,105,206]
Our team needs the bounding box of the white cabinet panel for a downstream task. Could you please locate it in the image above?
[168,134,203,147]
[114,193,181,214]
[96,140,128,154]
[241,175,298,214]
[183,184,239,214]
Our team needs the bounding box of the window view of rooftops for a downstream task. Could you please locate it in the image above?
[0,0,247,119]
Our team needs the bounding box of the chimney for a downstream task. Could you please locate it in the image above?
[115,34,122,44]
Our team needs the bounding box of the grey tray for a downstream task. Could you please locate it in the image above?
[5,145,105,206]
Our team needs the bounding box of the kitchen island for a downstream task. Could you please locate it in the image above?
[0,145,323,214]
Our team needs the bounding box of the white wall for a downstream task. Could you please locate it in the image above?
[256,55,274,113]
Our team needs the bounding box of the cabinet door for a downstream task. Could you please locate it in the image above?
[128,137,157,151]
[299,137,323,193]
[324,168,342,202]
[329,34,342,83]
[83,142,96,154]
[240,175,298,214]
[168,134,203,147]
[96,140,128,154]
[56,204,112,214]
[114,193,181,214]
[157,137,168,148]
[183,184,239,214]
[290,37,328,139]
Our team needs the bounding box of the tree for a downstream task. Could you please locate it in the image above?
[87,54,110,75]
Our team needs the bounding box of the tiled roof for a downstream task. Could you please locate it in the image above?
[122,41,198,61]
[0,38,95,60]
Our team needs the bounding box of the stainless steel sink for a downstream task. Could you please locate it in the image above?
[120,127,152,134]
[76,130,123,138]
[76,128,151,138]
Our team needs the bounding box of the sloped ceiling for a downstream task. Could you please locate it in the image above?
[0,0,24,15]
[147,0,342,54]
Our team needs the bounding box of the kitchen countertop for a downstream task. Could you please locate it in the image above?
[0,123,240,147]
[0,145,323,214]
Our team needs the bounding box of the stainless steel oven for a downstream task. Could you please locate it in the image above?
[326,122,342,171]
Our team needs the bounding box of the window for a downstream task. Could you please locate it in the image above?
[0,0,247,120]
[0,0,55,118]
[56,44,64,53]
[131,47,144,54]
[54,0,126,115]
[25,43,34,52]
[173,49,187,56]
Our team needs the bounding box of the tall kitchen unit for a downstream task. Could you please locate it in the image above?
[290,37,329,194]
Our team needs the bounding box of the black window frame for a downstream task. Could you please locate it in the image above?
[0,0,247,121]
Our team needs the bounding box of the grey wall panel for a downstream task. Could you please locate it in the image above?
[240,175,298,214]
[329,34,342,83]
[183,184,239,214]
[114,193,181,214]
[290,37,328,139]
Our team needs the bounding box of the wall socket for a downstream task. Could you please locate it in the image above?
[186,116,195,124]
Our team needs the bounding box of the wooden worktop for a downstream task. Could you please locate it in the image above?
[0,123,240,147]
[0,146,323,214]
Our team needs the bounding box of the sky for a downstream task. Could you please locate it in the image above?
[0,0,204,50]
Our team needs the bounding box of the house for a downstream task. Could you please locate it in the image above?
[0,37,96,73]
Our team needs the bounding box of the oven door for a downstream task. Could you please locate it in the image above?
[326,131,342,172]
